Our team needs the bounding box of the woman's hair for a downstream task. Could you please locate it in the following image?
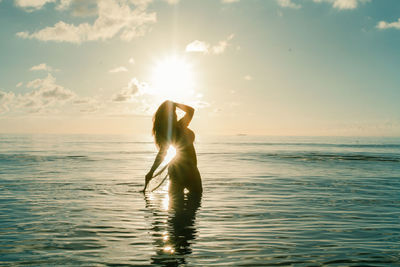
[152,101,178,149]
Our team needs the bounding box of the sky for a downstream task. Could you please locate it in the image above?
[1,0,400,136]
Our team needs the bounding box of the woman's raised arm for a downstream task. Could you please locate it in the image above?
[175,102,194,128]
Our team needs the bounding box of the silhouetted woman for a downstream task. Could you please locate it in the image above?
[143,100,202,196]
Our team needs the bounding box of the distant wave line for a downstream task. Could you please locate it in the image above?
[239,152,400,163]
[0,154,94,163]
[207,142,400,149]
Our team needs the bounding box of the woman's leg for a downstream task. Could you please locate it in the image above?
[168,165,184,196]
[187,168,202,195]
[169,164,202,196]
[169,179,184,197]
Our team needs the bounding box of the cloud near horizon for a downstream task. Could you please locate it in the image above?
[0,69,205,117]
[22,73,76,113]
[0,74,76,114]
[0,90,15,114]
[0,73,107,115]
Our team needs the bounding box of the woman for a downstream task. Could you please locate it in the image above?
[143,100,202,196]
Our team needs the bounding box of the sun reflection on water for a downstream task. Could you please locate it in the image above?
[144,184,202,265]
[162,190,169,211]
[163,246,175,254]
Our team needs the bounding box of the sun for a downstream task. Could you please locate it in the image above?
[150,56,196,102]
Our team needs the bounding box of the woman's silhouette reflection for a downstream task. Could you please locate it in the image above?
[144,188,202,266]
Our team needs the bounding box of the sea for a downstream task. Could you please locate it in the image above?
[0,134,399,266]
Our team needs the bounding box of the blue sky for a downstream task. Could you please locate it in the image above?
[1,0,400,135]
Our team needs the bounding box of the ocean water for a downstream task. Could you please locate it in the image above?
[1,134,400,266]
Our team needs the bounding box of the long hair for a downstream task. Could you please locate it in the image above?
[152,101,177,149]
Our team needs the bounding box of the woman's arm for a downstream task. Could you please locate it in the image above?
[142,146,167,192]
[175,102,194,128]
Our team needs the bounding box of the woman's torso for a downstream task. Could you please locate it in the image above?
[168,125,202,189]
[172,126,197,166]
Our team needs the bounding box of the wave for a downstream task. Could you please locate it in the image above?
[209,142,400,149]
[2,148,399,166]
[240,152,400,163]
[0,154,94,163]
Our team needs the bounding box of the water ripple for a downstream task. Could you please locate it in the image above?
[1,135,399,266]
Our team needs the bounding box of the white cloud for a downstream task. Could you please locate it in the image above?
[14,0,55,11]
[16,82,23,88]
[212,34,234,54]
[129,57,135,64]
[131,0,180,5]
[130,0,153,6]
[72,96,101,113]
[186,34,234,55]
[0,91,12,101]
[112,78,141,102]
[17,21,89,43]
[30,63,59,72]
[26,74,75,100]
[277,0,301,9]
[2,72,206,117]
[244,75,253,81]
[17,0,157,13]
[20,74,76,113]
[163,0,179,4]
[1,74,155,116]
[376,18,400,30]
[332,0,357,9]
[109,66,128,73]
[73,98,91,104]
[0,91,15,114]
[17,0,157,43]
[222,0,239,3]
[56,0,72,10]
[185,40,210,54]
[312,0,370,10]
[56,0,98,16]
[1,74,102,115]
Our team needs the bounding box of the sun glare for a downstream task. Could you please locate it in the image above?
[162,145,177,166]
[151,56,195,102]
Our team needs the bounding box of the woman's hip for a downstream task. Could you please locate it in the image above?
[168,164,201,185]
